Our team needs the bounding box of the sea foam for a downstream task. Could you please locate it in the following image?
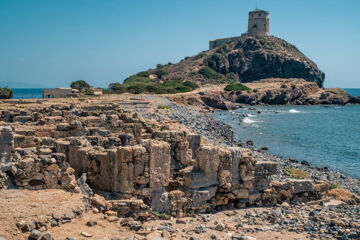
[243,117,257,124]
[289,109,301,113]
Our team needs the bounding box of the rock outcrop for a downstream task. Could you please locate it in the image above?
[137,36,325,88]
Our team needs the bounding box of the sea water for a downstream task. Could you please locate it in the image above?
[213,89,360,178]
[11,88,43,99]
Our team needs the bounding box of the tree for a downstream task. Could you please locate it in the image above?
[109,82,125,92]
[0,88,13,99]
[154,69,168,79]
[70,80,91,91]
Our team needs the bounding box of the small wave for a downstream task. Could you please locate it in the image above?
[289,109,302,113]
[243,117,257,124]
[247,114,255,117]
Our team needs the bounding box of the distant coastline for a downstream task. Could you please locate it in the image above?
[9,87,360,99]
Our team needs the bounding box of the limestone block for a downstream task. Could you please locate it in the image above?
[114,147,134,193]
[191,187,217,208]
[151,189,170,212]
[218,170,231,191]
[14,134,35,148]
[250,177,270,193]
[228,147,242,184]
[195,145,220,174]
[183,170,218,189]
[254,161,277,176]
[133,146,149,185]
[248,193,262,204]
[144,140,171,189]
[13,115,32,123]
[188,134,201,159]
[233,189,249,199]
[314,180,330,193]
[0,126,14,168]
[290,179,314,194]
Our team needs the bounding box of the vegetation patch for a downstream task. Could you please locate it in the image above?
[71,80,91,91]
[198,67,223,80]
[157,105,171,110]
[330,183,341,190]
[193,52,207,60]
[225,73,239,84]
[152,211,170,220]
[154,69,168,79]
[329,188,358,203]
[284,167,308,179]
[0,88,13,99]
[224,83,250,92]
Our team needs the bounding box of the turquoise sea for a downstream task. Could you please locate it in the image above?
[213,88,360,178]
[11,88,43,99]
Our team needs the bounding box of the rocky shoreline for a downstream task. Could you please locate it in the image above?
[136,97,360,239]
[147,98,360,194]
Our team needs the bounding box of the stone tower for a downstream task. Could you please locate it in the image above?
[247,9,269,37]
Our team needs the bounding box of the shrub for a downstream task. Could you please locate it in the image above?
[281,84,287,88]
[126,85,146,94]
[198,67,222,80]
[215,43,231,55]
[183,81,199,90]
[84,88,94,95]
[225,73,239,84]
[194,52,207,60]
[136,71,150,78]
[284,167,308,179]
[198,91,205,96]
[154,69,168,79]
[224,83,250,92]
[253,89,258,92]
[152,211,170,220]
[157,105,171,110]
[330,183,341,190]
[108,83,125,92]
[71,80,91,91]
[203,53,223,68]
[0,88,13,99]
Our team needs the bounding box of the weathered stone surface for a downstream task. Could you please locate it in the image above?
[151,189,169,212]
[183,170,218,189]
[290,179,314,194]
[144,140,171,189]
[195,145,220,174]
[254,161,277,176]
[0,126,14,169]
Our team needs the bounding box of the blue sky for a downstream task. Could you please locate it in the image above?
[0,0,359,88]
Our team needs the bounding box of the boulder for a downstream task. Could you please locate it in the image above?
[290,179,314,194]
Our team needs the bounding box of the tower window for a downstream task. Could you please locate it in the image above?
[259,14,261,16]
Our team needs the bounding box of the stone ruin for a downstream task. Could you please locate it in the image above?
[0,101,330,225]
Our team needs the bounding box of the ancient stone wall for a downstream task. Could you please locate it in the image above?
[0,103,327,219]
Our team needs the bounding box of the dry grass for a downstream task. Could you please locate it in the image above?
[285,167,308,179]
[329,188,358,203]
